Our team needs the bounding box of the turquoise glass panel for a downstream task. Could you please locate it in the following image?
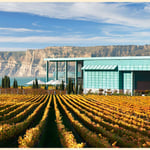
[83,70,119,89]
[123,72,132,90]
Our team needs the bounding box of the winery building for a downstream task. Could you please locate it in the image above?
[44,56,150,95]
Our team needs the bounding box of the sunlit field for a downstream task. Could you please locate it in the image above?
[0,94,150,148]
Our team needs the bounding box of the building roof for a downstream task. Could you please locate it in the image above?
[44,56,150,62]
[81,64,150,71]
[119,65,150,71]
[82,65,117,70]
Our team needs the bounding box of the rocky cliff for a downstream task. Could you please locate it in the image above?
[1,45,150,77]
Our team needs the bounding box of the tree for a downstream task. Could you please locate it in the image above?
[35,78,39,89]
[79,83,83,94]
[60,80,65,91]
[2,77,4,88]
[75,84,78,94]
[4,76,7,88]
[7,77,10,88]
[66,78,73,94]
[71,80,74,94]
[32,81,36,89]
[66,78,74,94]
[16,79,18,88]
[13,78,18,88]
[44,84,47,90]
[66,80,70,94]
[2,76,10,88]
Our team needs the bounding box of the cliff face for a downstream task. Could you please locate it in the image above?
[0,47,91,77]
[0,45,150,77]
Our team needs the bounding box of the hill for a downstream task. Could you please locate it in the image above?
[0,45,150,77]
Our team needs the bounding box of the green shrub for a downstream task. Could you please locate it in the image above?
[13,78,18,88]
[1,75,10,88]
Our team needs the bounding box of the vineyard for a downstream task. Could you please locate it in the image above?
[0,94,150,148]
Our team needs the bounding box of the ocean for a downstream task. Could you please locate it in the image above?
[0,72,79,87]
[0,77,53,87]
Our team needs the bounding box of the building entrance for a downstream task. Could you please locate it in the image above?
[134,71,150,90]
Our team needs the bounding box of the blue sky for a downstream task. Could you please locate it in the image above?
[0,2,150,51]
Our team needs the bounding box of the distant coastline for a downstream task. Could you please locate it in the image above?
[0,77,49,87]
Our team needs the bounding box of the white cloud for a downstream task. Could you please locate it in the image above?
[0,34,149,45]
[0,47,27,51]
[101,25,150,38]
[0,27,33,32]
[0,36,84,43]
[0,3,149,28]
[144,4,150,12]
[0,27,51,33]
[32,22,41,27]
[128,31,150,37]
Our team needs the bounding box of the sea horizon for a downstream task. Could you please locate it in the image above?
[0,71,76,87]
[0,76,53,87]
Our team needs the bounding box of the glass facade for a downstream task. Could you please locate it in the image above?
[83,57,150,94]
[84,71,119,89]
[123,71,132,90]
[45,56,150,95]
